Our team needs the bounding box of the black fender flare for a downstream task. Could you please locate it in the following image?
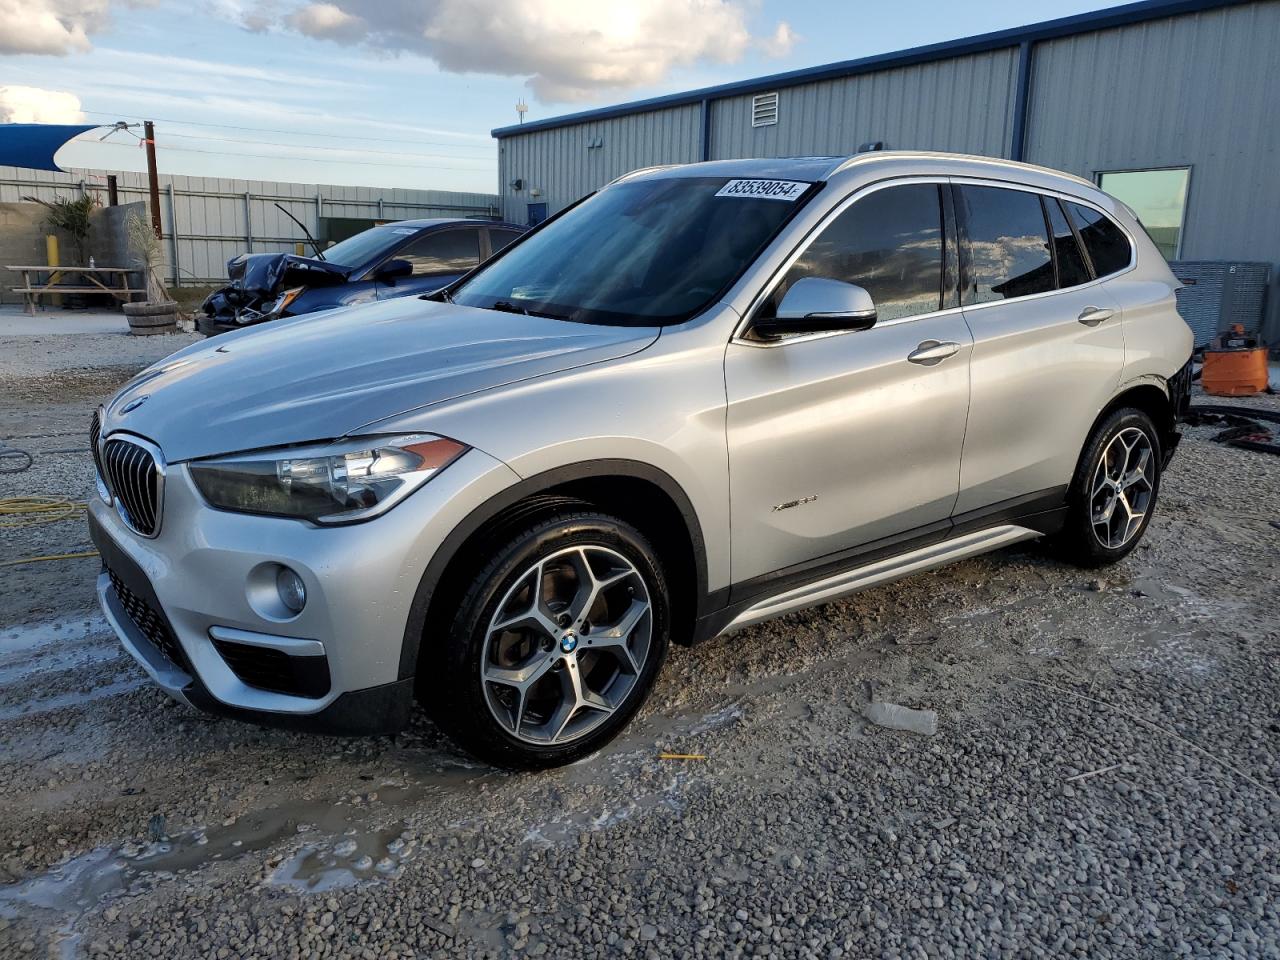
[397,459,710,679]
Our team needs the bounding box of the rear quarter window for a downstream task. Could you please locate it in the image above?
[1066,202,1132,278]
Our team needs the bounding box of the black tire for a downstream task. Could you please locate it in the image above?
[423,504,671,769]
[1054,407,1162,568]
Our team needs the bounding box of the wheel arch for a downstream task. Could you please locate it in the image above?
[398,460,710,681]
[1098,377,1176,448]
[1070,378,1174,496]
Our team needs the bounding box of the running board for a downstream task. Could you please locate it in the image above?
[720,524,1041,635]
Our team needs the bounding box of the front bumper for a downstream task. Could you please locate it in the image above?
[90,448,519,734]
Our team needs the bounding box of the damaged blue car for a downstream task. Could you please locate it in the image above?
[198,218,526,336]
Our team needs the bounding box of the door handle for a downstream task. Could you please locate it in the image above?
[907,340,961,365]
[1078,306,1115,326]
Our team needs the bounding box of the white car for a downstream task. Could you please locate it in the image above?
[90,152,1193,767]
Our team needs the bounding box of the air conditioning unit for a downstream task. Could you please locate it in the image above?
[751,92,779,128]
[1169,261,1271,347]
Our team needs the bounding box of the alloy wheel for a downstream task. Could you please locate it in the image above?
[1089,426,1155,550]
[480,545,652,746]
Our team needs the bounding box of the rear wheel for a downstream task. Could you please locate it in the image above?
[1055,407,1162,567]
[425,506,669,768]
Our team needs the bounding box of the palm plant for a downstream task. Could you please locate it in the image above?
[126,211,171,304]
[24,193,100,266]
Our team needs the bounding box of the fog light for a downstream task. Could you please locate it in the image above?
[276,566,307,615]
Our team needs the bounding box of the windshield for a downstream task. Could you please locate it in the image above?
[450,176,813,326]
[321,225,414,269]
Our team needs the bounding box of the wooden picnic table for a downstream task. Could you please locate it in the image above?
[6,265,145,316]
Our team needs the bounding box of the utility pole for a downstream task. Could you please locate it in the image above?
[144,120,162,239]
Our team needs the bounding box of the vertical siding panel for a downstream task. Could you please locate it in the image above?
[1025,1,1280,334]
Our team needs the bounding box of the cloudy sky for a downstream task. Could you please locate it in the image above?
[2,0,1111,194]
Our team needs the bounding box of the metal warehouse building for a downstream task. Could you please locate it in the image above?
[491,0,1280,342]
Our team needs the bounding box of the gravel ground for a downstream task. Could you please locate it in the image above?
[1,333,1277,959]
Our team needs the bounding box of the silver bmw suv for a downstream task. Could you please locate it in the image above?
[90,152,1193,767]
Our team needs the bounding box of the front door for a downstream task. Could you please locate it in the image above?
[725,181,972,592]
[951,183,1125,516]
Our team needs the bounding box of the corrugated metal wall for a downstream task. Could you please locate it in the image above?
[708,50,1019,160]
[1024,1,1280,338]
[495,51,1020,225]
[0,167,499,285]
[495,1,1279,339]
[497,104,702,224]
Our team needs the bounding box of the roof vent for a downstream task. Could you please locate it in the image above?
[751,92,779,128]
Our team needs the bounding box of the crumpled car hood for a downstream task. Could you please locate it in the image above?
[227,252,349,295]
[103,297,659,462]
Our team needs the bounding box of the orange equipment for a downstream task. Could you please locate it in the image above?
[1201,325,1270,396]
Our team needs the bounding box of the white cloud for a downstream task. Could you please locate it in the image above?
[0,85,85,123]
[267,0,795,102]
[0,0,157,55]
[756,22,797,58]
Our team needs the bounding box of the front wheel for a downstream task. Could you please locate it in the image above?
[424,506,670,769]
[1054,407,1162,568]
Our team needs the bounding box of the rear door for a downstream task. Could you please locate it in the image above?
[375,226,483,299]
[952,181,1126,518]
[725,180,973,589]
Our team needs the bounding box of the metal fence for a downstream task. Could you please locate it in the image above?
[0,166,499,286]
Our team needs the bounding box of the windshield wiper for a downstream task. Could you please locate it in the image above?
[490,299,529,315]
[484,298,571,321]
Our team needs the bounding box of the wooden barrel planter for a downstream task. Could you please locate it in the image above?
[123,300,179,335]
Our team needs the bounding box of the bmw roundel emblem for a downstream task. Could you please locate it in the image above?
[559,631,578,653]
[121,394,150,414]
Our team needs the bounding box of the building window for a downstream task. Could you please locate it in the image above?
[751,92,779,127]
[1097,167,1190,260]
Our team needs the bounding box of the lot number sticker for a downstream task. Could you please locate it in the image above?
[715,179,810,201]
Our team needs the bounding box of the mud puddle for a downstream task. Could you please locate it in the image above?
[0,764,500,934]
[0,615,110,657]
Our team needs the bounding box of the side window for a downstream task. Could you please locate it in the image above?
[770,183,943,322]
[489,229,523,255]
[395,229,481,277]
[1066,203,1132,278]
[1045,197,1091,288]
[956,185,1055,304]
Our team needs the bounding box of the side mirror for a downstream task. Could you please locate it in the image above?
[374,258,413,284]
[753,277,877,338]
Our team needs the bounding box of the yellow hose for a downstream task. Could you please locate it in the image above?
[0,496,87,528]
[0,550,99,568]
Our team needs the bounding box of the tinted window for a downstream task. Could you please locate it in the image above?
[489,228,523,254]
[958,185,1054,304]
[452,177,808,327]
[397,229,480,276]
[770,184,943,322]
[1067,203,1132,278]
[1045,198,1091,288]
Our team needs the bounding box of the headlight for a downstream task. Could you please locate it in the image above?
[189,434,467,524]
[270,286,306,317]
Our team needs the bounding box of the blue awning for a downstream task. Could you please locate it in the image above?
[0,123,101,172]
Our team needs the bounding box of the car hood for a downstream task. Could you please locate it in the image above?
[228,252,350,294]
[102,297,660,462]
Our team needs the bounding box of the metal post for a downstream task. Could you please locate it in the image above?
[1010,40,1034,163]
[106,175,118,206]
[377,198,384,221]
[167,183,180,287]
[700,98,712,163]
[144,120,162,239]
[244,191,253,253]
